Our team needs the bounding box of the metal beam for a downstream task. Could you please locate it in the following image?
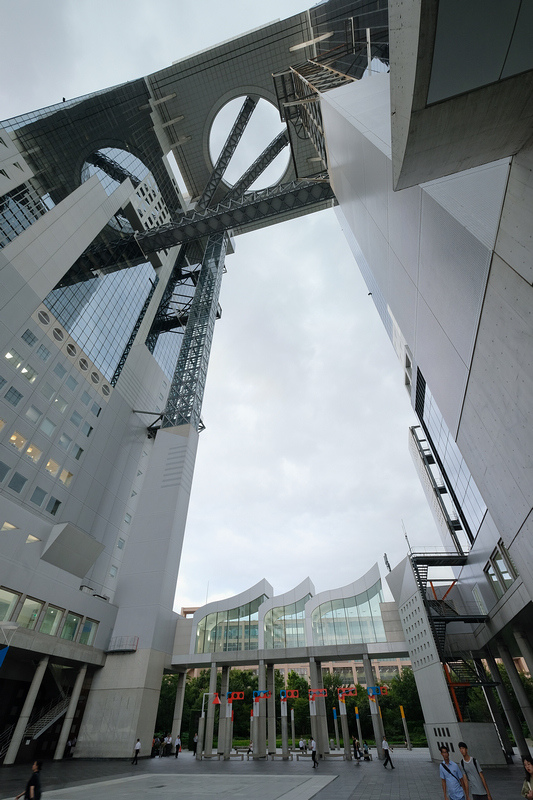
[60,179,335,285]
[196,95,259,209]
[223,129,289,201]
[85,150,141,188]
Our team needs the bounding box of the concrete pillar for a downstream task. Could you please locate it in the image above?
[4,656,49,765]
[255,660,267,758]
[196,715,205,761]
[316,662,330,755]
[363,654,384,759]
[290,707,295,750]
[218,666,230,756]
[339,702,352,760]
[267,663,276,754]
[514,630,533,679]
[53,664,87,760]
[171,672,187,740]
[281,697,289,760]
[473,658,514,759]
[203,662,218,757]
[309,658,329,758]
[497,640,533,738]
[486,650,529,757]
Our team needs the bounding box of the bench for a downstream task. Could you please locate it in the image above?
[270,753,293,761]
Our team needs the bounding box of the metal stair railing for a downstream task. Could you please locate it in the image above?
[24,695,71,739]
[0,723,16,760]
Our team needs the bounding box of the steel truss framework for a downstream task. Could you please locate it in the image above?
[160,233,227,430]
[61,178,335,286]
[197,95,259,209]
[69,93,335,431]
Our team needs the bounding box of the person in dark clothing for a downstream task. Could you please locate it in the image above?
[16,760,42,800]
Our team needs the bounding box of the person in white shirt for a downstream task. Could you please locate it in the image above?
[132,738,141,765]
[382,737,394,769]
[310,738,317,768]
[174,734,181,758]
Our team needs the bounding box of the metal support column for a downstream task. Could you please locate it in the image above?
[308,659,319,749]
[290,707,295,751]
[333,708,340,752]
[203,662,218,758]
[486,650,529,757]
[267,664,276,754]
[363,654,384,759]
[281,695,289,760]
[339,699,352,760]
[4,656,49,765]
[171,672,187,742]
[355,706,363,751]
[514,630,533,680]
[218,666,230,756]
[255,660,267,759]
[473,658,514,759]
[53,664,87,760]
[497,640,533,738]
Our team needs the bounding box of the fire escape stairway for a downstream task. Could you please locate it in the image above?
[410,554,494,689]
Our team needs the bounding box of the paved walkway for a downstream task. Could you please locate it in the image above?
[0,747,524,800]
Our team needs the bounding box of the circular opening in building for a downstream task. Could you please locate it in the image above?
[209,96,289,192]
[81,147,152,232]
[66,343,77,357]
[38,310,50,325]
[102,384,111,396]
[79,358,89,371]
[91,372,100,384]
[52,328,64,341]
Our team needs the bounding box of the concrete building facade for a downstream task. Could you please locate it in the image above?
[1,0,533,767]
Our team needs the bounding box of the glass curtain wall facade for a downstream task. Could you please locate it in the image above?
[194,580,387,652]
[263,594,310,649]
[311,580,386,646]
[195,594,267,653]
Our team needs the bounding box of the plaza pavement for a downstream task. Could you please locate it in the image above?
[0,746,524,800]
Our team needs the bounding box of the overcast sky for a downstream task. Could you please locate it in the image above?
[1,1,440,610]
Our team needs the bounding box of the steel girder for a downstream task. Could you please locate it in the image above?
[223,129,289,200]
[138,178,335,252]
[85,150,142,188]
[62,179,335,284]
[161,233,227,430]
[196,95,259,210]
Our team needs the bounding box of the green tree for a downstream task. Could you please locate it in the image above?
[287,670,310,738]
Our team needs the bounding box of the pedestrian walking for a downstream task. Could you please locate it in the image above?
[299,737,305,753]
[132,738,141,765]
[439,745,467,800]
[522,755,533,799]
[15,760,42,800]
[310,737,318,768]
[382,736,394,769]
[174,733,181,757]
[458,741,492,799]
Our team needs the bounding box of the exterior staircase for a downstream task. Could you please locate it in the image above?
[0,694,71,760]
